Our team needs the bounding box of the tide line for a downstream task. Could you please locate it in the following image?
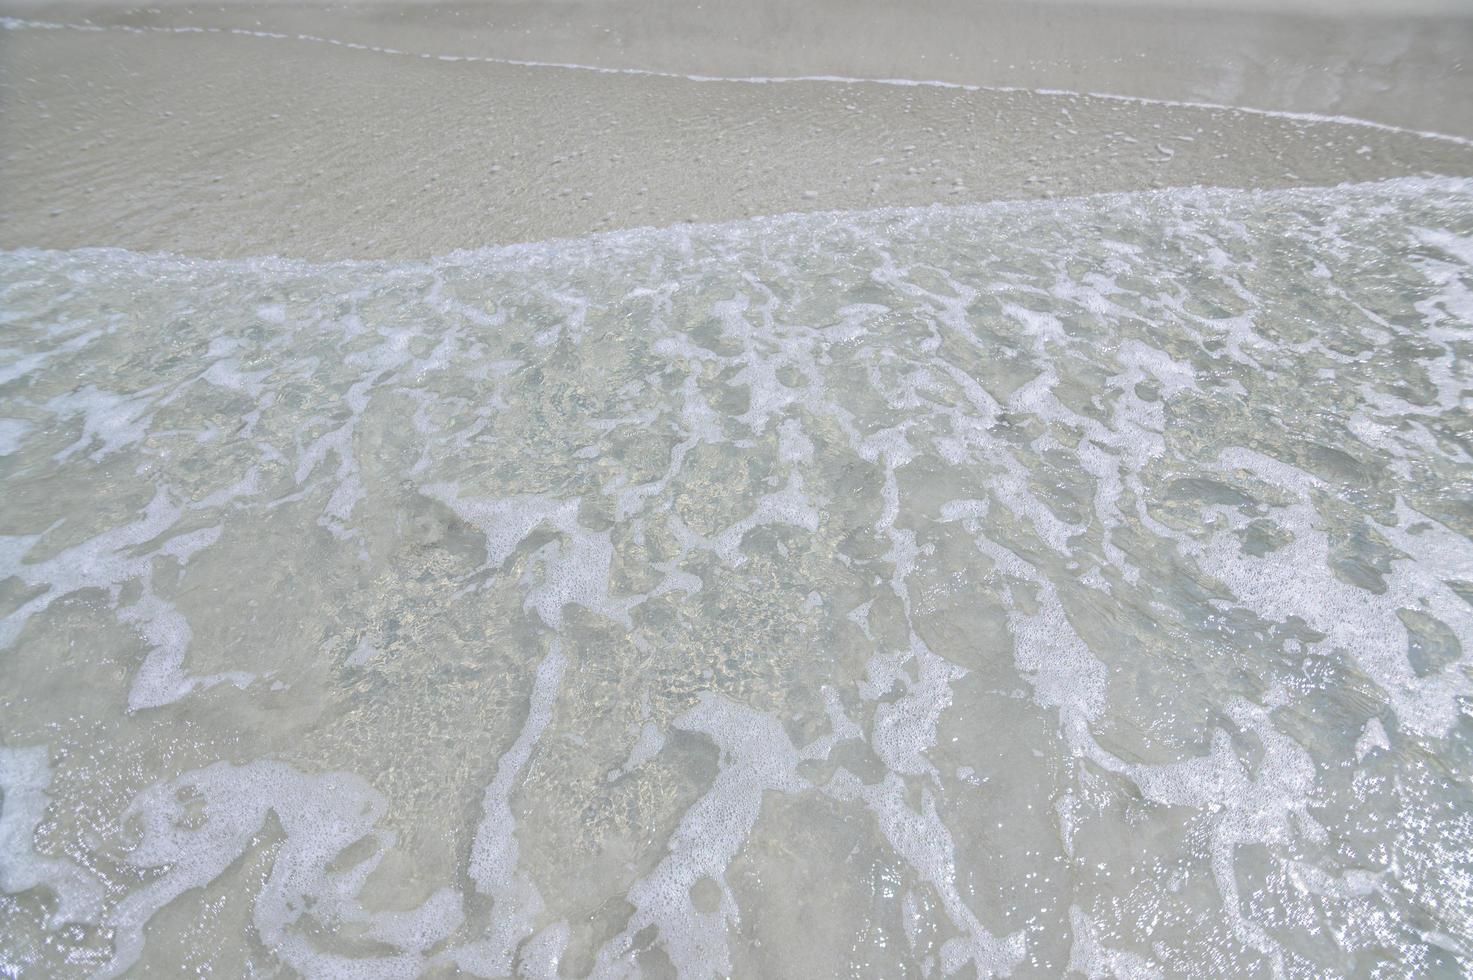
[3,15,1471,148]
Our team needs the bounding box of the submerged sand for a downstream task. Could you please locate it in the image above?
[4,175,1473,977]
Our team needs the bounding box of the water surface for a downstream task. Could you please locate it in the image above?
[2,178,1472,977]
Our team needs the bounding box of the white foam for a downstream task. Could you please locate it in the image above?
[609,720,666,781]
[1067,906,1162,980]
[592,694,808,980]
[0,745,105,927]
[826,769,1027,977]
[103,760,457,978]
[45,385,157,462]
[2,174,1471,977]
[1354,718,1390,762]
[0,418,31,455]
[453,641,567,976]
[425,485,633,628]
[1182,448,1473,737]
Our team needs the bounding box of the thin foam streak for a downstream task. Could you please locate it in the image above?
[3,15,1471,148]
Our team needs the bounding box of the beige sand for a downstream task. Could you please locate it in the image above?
[1,1,1471,259]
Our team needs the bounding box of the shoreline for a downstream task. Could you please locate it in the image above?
[3,172,1467,267]
[2,0,1470,260]
[8,15,1473,148]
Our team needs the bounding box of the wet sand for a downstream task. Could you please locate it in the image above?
[1,0,1471,260]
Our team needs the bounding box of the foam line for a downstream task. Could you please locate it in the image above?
[2,173,1468,273]
[3,16,1470,148]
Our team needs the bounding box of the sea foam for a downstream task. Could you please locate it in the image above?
[1,178,1471,977]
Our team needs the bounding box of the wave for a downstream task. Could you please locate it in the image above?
[2,176,1471,977]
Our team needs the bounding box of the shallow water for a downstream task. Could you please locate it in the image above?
[1,178,1472,977]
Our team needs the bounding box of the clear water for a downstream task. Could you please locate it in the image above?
[1,178,1471,978]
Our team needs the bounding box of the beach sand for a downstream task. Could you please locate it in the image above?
[2,0,1471,259]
